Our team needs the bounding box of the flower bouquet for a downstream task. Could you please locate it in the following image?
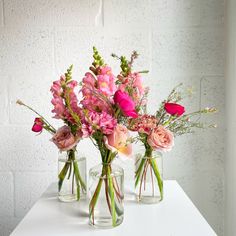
[17,45,216,228]
[17,66,87,202]
[129,84,217,203]
[79,48,143,227]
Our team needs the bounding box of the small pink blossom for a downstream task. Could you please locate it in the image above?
[129,115,157,135]
[51,126,80,151]
[147,126,174,152]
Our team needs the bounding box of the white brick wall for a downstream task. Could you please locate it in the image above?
[0,0,225,235]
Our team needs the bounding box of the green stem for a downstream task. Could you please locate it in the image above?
[135,158,145,187]
[107,166,116,226]
[150,158,163,200]
[58,159,71,192]
[89,177,103,222]
[73,160,86,192]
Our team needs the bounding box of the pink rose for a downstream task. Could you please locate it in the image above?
[104,124,132,156]
[114,90,138,118]
[32,118,43,132]
[147,126,174,152]
[51,126,80,151]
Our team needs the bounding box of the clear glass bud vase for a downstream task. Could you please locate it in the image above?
[89,163,124,228]
[58,149,87,202]
[135,150,163,204]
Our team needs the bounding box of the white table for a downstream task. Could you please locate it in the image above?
[11,180,217,236]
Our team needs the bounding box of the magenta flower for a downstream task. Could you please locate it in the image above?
[32,118,43,132]
[164,103,185,117]
[114,90,138,118]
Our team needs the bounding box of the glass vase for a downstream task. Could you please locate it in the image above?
[135,150,163,204]
[58,149,87,202]
[89,163,124,228]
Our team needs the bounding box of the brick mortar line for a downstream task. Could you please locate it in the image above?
[1,0,5,27]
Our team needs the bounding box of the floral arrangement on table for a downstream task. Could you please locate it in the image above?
[129,84,217,203]
[17,66,87,202]
[17,46,217,228]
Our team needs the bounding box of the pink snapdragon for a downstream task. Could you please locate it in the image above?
[50,75,81,124]
[97,66,116,96]
[81,72,113,113]
[119,72,145,104]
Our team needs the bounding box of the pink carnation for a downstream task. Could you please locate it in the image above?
[129,115,157,134]
[81,111,117,137]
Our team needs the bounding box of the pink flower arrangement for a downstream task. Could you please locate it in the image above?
[17,47,217,225]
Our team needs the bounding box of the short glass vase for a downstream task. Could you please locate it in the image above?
[58,149,87,202]
[135,150,163,204]
[89,163,124,228]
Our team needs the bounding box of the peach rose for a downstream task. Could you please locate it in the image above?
[104,124,132,156]
[147,126,174,152]
[51,126,80,151]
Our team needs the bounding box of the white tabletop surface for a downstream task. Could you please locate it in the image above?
[10,180,217,236]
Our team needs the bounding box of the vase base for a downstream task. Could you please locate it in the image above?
[58,194,77,202]
[89,216,123,228]
[136,195,162,204]
[58,192,87,202]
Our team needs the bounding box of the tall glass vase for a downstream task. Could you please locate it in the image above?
[89,162,124,228]
[135,150,163,204]
[58,149,87,202]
